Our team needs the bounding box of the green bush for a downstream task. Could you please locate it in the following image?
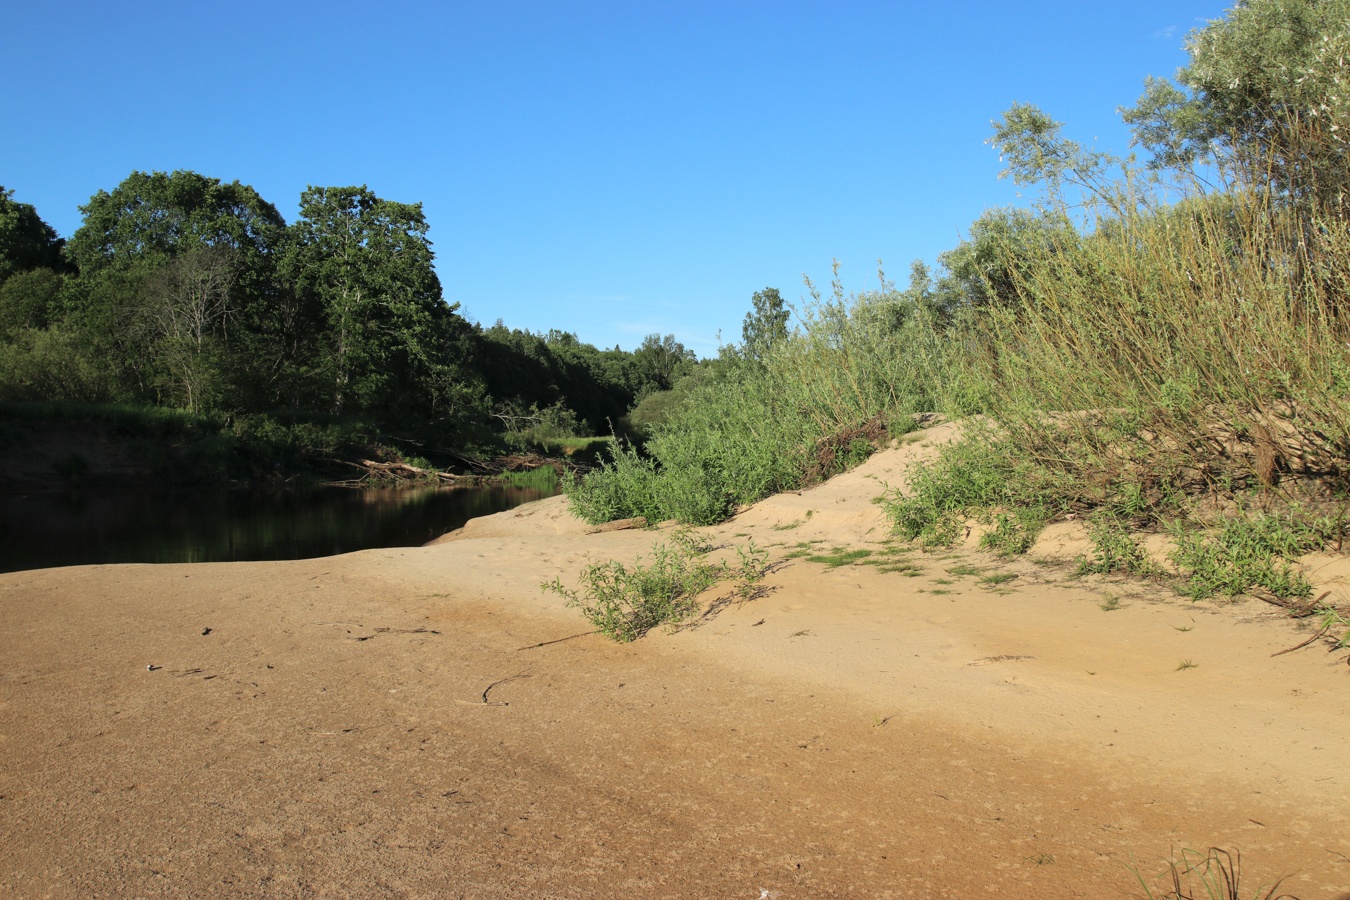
[541,531,768,641]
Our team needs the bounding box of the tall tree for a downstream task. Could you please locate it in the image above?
[280,185,474,420]
[63,171,288,408]
[741,287,789,362]
[67,170,284,275]
[632,333,695,396]
[0,186,66,283]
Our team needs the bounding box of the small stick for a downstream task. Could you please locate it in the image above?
[1271,622,1331,657]
[481,672,531,706]
[516,631,597,651]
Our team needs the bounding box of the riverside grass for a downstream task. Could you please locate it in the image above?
[567,159,1350,620]
[566,280,955,526]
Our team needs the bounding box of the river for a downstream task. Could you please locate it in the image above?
[0,483,556,574]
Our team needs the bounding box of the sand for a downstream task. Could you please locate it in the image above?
[3,425,1350,898]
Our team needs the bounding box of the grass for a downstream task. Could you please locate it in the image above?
[540,530,769,642]
[1076,518,1157,577]
[1131,847,1297,899]
[1168,510,1337,602]
[498,466,559,489]
[804,547,873,567]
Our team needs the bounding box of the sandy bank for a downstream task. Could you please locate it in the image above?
[2,427,1349,898]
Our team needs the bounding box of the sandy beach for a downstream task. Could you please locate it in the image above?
[3,427,1350,898]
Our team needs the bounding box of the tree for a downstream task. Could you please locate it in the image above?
[66,170,284,273]
[140,247,239,411]
[1121,0,1350,207]
[280,185,474,420]
[62,171,289,408]
[632,333,695,396]
[0,267,65,337]
[0,187,65,284]
[741,287,789,361]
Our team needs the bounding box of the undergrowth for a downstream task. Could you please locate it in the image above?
[541,530,769,641]
[1168,511,1337,601]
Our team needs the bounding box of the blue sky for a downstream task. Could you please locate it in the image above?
[3,1,1228,356]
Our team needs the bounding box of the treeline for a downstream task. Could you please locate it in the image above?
[0,173,697,453]
[570,0,1350,583]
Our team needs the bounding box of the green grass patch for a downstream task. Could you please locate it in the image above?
[1168,510,1337,601]
[804,547,874,567]
[498,466,559,489]
[1075,518,1157,577]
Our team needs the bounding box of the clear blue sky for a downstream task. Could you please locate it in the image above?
[3,1,1228,356]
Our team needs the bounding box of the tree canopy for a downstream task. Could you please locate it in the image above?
[0,186,66,283]
[1122,0,1350,207]
[741,287,789,361]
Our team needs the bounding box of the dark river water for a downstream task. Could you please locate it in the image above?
[0,483,557,574]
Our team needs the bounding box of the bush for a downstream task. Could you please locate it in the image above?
[541,531,768,641]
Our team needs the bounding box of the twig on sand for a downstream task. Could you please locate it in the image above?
[352,627,441,642]
[516,631,597,651]
[1271,622,1332,657]
[454,672,533,707]
[967,655,1035,666]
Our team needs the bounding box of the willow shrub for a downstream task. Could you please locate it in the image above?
[965,189,1350,514]
[566,288,957,525]
[881,180,1350,588]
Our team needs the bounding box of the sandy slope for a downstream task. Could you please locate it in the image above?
[3,425,1350,898]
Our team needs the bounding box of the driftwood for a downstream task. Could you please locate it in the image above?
[320,457,469,485]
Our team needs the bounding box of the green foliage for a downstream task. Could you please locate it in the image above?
[498,466,559,489]
[1076,518,1157,576]
[0,268,65,337]
[476,322,639,437]
[281,185,478,421]
[741,286,789,362]
[980,506,1049,556]
[0,327,118,403]
[882,435,1050,551]
[631,333,696,397]
[568,267,956,527]
[540,530,768,642]
[1168,511,1337,601]
[1124,0,1350,208]
[0,186,66,283]
[67,170,284,275]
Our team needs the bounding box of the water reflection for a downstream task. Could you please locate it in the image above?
[0,484,555,574]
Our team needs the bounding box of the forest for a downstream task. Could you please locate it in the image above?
[0,174,710,475]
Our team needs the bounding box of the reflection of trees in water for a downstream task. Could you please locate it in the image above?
[0,484,553,573]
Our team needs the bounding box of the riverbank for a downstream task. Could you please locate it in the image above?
[3,427,1349,898]
[0,402,585,493]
